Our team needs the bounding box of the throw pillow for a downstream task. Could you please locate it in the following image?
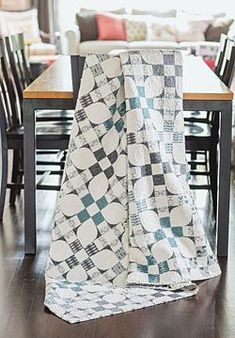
[205,19,234,41]
[125,16,148,41]
[96,13,126,40]
[132,9,177,18]
[176,20,210,42]
[0,9,41,44]
[76,12,97,42]
[147,18,177,41]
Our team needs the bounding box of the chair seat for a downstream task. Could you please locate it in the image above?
[8,121,72,139]
[36,110,74,121]
[184,121,211,138]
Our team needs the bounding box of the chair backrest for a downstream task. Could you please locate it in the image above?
[220,39,235,87]
[0,38,22,129]
[214,34,228,76]
[5,33,33,104]
[70,55,85,106]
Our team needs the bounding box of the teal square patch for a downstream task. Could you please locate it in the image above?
[129,97,140,109]
[137,264,148,273]
[138,86,145,96]
[168,237,177,247]
[149,274,160,283]
[172,227,183,237]
[81,194,94,208]
[158,261,169,274]
[97,197,108,210]
[154,229,166,241]
[146,255,157,265]
[92,212,104,225]
[146,98,154,109]
[77,210,90,222]
[143,108,150,118]
[115,119,124,132]
[160,217,171,228]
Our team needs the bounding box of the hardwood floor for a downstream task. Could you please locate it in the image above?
[0,171,235,338]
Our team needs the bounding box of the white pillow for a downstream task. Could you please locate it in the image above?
[147,18,177,42]
[176,20,210,42]
[0,9,41,44]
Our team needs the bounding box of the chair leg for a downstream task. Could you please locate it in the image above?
[191,151,197,170]
[0,134,8,221]
[9,150,20,206]
[209,147,218,219]
[16,150,23,196]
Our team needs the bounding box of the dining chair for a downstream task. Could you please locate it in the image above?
[0,39,71,220]
[5,33,74,122]
[184,36,235,218]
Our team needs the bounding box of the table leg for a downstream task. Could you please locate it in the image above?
[23,100,36,255]
[217,101,232,256]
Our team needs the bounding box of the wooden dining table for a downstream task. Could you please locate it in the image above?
[23,55,233,256]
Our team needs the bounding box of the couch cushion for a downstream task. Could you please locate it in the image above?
[79,40,129,55]
[76,12,97,42]
[80,8,127,15]
[128,41,180,49]
[132,9,177,18]
[0,9,41,44]
[29,43,56,56]
[97,13,126,40]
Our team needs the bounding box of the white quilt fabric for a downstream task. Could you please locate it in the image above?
[45,50,221,323]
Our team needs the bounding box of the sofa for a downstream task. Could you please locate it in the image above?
[65,8,234,59]
[0,8,57,56]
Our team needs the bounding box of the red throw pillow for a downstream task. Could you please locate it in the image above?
[96,13,126,40]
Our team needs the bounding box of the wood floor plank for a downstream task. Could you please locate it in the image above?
[0,174,235,338]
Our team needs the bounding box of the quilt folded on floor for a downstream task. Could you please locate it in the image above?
[45,50,221,324]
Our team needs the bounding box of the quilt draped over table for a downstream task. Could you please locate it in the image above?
[45,50,221,323]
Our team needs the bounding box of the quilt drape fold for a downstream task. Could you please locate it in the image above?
[45,50,221,323]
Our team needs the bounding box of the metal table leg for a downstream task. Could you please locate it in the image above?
[217,101,232,256]
[23,100,36,255]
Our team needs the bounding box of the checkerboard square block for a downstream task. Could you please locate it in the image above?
[141,164,152,176]
[92,212,104,225]
[77,209,90,223]
[70,239,83,253]
[89,163,103,176]
[153,174,165,186]
[152,64,164,76]
[150,152,161,164]
[160,217,171,228]
[65,255,79,269]
[164,76,176,87]
[171,227,184,237]
[81,194,94,208]
[97,196,108,210]
[81,258,95,271]
[94,148,106,161]
[104,166,114,179]
[163,54,175,65]
[154,229,167,241]
[85,243,99,256]
[158,261,169,274]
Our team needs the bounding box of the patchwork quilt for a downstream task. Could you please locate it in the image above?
[45,50,221,324]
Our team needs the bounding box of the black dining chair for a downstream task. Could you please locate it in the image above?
[0,39,71,220]
[185,36,235,218]
[5,33,74,122]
